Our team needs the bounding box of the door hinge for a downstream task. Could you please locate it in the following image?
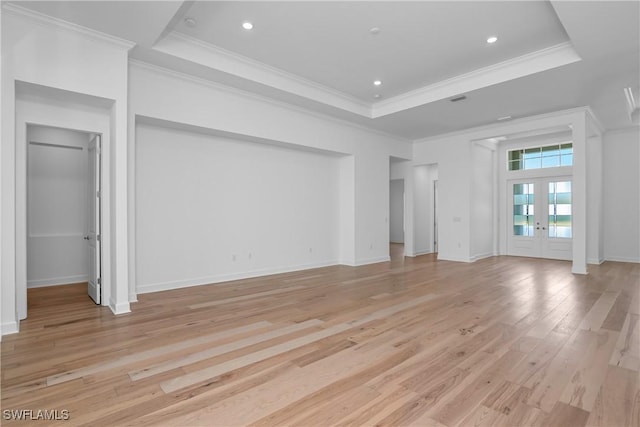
[97,234,101,242]
[97,278,101,285]
[97,190,101,198]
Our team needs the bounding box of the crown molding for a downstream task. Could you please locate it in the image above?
[584,106,604,135]
[414,106,596,144]
[153,31,372,118]
[603,124,640,135]
[372,42,582,118]
[128,59,411,143]
[2,2,135,50]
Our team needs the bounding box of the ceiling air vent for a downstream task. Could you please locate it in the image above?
[450,95,467,102]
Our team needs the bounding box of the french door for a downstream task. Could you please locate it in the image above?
[507,177,572,260]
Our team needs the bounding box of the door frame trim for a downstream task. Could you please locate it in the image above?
[15,96,113,324]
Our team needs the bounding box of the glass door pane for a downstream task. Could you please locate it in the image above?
[513,183,535,236]
[548,181,572,238]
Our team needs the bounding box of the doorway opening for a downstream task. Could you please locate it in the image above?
[26,124,103,307]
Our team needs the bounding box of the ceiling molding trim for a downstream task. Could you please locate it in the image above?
[128,59,411,144]
[414,106,594,144]
[584,106,605,136]
[372,42,582,118]
[2,2,136,50]
[153,31,373,117]
[603,124,640,135]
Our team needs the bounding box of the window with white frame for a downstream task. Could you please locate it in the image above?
[508,143,573,171]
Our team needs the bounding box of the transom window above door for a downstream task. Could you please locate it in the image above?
[508,143,573,171]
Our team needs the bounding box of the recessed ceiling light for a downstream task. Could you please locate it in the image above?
[373,80,382,86]
[242,22,254,30]
[184,17,197,28]
[369,27,381,35]
[486,36,498,44]
[497,115,512,121]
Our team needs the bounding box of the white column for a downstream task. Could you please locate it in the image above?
[571,112,588,274]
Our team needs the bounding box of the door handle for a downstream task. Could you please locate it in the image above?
[84,235,90,240]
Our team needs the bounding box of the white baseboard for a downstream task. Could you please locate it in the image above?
[353,255,391,266]
[1,320,19,336]
[109,299,131,315]
[413,249,433,257]
[339,257,356,266]
[587,258,605,265]
[604,256,640,263]
[27,275,88,288]
[437,255,473,263]
[571,264,588,275]
[469,252,495,262]
[137,260,339,295]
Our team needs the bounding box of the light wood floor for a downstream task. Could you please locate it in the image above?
[2,247,639,426]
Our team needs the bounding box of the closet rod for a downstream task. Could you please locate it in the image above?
[29,141,83,151]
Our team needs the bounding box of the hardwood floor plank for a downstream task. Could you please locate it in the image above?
[128,319,323,381]
[250,342,419,427]
[46,320,272,386]
[188,285,306,309]
[601,287,634,332]
[456,404,509,427]
[559,329,619,411]
[579,290,620,331]
[608,313,640,371]
[585,366,639,427]
[525,329,595,412]
[159,342,403,426]
[430,349,526,426]
[543,402,591,427]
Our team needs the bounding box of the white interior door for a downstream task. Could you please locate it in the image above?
[508,177,572,260]
[87,135,101,304]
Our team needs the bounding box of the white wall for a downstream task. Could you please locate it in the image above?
[135,123,341,293]
[27,126,90,287]
[470,144,495,260]
[389,179,404,243]
[603,127,640,262]
[129,61,411,283]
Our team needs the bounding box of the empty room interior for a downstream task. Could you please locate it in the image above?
[1,1,639,426]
